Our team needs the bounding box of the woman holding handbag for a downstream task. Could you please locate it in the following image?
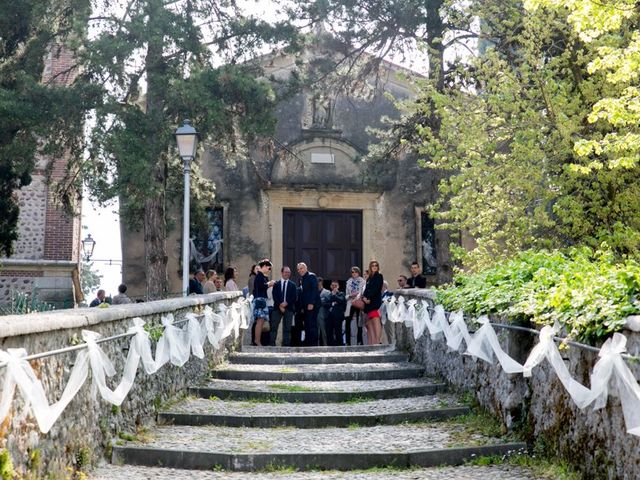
[362,260,383,345]
[253,259,275,346]
[344,266,365,345]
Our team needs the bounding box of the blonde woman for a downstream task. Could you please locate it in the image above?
[203,270,217,294]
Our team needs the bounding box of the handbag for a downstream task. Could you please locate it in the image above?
[261,320,271,333]
[351,298,365,310]
[254,297,267,309]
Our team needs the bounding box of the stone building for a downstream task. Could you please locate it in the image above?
[0,47,83,309]
[123,48,456,296]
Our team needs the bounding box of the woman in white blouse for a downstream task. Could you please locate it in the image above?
[224,267,239,291]
[344,266,366,345]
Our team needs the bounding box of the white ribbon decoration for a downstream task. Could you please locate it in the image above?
[0,297,248,433]
[0,348,90,433]
[380,297,640,437]
[446,311,473,352]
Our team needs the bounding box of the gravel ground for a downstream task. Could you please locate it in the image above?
[116,423,501,453]
[199,378,443,393]
[167,394,462,416]
[212,362,421,374]
[90,464,539,479]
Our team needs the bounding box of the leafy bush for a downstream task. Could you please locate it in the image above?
[436,248,640,342]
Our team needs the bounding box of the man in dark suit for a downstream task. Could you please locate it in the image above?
[270,265,297,346]
[407,261,427,289]
[188,269,205,294]
[297,262,320,346]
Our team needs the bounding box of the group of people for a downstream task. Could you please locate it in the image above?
[188,267,239,295]
[89,283,132,307]
[247,259,427,347]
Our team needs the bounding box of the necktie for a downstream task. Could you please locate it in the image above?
[282,280,287,300]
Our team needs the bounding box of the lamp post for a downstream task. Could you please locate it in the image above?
[175,119,199,296]
[81,233,96,262]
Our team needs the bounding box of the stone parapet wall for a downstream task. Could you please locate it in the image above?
[0,292,242,477]
[395,290,640,480]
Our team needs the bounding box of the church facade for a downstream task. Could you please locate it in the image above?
[124,52,457,295]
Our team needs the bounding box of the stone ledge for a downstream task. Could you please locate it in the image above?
[0,258,78,269]
[396,288,437,300]
[0,291,242,338]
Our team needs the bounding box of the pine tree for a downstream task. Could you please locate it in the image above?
[66,0,297,298]
[0,0,97,256]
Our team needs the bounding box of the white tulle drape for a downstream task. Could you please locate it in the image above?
[384,295,640,437]
[0,298,250,433]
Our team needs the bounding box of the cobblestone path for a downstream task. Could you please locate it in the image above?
[91,345,538,479]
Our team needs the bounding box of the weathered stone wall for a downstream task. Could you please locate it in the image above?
[13,177,47,260]
[396,290,640,480]
[0,292,242,477]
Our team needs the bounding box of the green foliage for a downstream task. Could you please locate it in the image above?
[80,262,102,299]
[61,0,299,298]
[143,323,164,342]
[0,288,56,315]
[267,383,316,392]
[526,0,640,171]
[406,1,640,267]
[0,0,99,256]
[0,449,14,480]
[436,248,640,342]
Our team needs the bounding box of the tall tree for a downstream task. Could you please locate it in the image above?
[291,0,640,267]
[63,0,297,298]
[526,0,640,170]
[0,0,97,256]
[412,1,640,267]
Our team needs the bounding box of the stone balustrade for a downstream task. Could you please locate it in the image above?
[395,290,640,480]
[0,292,242,478]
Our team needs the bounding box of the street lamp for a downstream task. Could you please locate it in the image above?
[175,119,199,296]
[81,233,96,262]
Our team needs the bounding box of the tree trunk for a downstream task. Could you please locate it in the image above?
[143,0,169,299]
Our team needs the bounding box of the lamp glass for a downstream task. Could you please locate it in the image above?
[175,120,198,159]
[82,234,96,260]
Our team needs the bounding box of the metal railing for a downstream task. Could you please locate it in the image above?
[0,314,196,369]
[419,304,640,363]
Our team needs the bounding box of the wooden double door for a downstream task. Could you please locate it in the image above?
[283,209,362,285]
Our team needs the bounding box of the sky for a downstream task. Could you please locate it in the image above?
[82,197,122,300]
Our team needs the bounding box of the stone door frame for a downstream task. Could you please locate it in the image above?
[266,189,381,273]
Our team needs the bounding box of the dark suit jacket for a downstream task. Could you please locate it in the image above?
[301,271,320,308]
[408,274,427,289]
[363,272,384,313]
[272,279,297,312]
[188,278,203,295]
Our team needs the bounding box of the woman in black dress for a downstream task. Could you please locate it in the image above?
[253,259,274,346]
[362,260,383,345]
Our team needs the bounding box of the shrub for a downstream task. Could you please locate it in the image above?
[436,247,640,342]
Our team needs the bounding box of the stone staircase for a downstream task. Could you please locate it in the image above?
[92,345,539,479]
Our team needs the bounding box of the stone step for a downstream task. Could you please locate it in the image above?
[241,345,395,354]
[229,351,409,365]
[112,424,526,471]
[91,463,541,479]
[158,395,469,428]
[210,362,424,382]
[191,378,446,403]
